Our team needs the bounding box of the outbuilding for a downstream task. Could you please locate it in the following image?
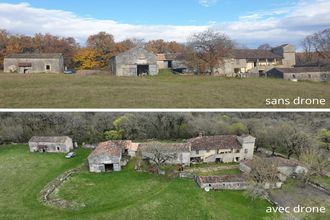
[4,53,64,73]
[88,141,124,173]
[109,47,158,76]
[28,136,73,153]
[266,67,330,82]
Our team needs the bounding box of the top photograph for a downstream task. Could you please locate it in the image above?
[0,0,329,109]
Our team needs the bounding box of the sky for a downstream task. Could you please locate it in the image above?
[0,0,330,48]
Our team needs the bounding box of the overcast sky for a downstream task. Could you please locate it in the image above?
[0,0,330,48]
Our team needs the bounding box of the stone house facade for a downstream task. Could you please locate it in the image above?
[28,136,73,153]
[109,47,158,76]
[188,135,255,164]
[196,174,248,190]
[4,53,64,73]
[216,44,296,76]
[266,67,330,82]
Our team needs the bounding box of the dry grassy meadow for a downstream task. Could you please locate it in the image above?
[0,70,329,108]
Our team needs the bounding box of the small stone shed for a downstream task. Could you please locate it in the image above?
[196,174,248,190]
[266,67,330,81]
[88,141,124,173]
[28,136,73,153]
[109,47,158,76]
[156,53,188,73]
[139,142,191,166]
[4,53,64,73]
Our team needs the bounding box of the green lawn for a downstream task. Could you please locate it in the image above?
[0,70,329,108]
[0,145,275,220]
[313,176,330,190]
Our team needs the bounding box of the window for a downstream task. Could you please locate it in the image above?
[245,149,248,154]
[46,65,51,71]
[206,150,210,153]
[236,150,240,153]
[196,150,199,155]
[57,147,60,151]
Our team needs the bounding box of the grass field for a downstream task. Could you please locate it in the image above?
[0,145,275,220]
[0,70,329,108]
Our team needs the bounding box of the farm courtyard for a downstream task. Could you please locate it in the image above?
[0,70,329,108]
[0,145,274,220]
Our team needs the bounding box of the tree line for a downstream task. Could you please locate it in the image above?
[0,113,329,160]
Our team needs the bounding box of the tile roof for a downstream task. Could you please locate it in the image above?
[188,135,242,151]
[139,142,191,153]
[29,136,71,144]
[90,141,122,158]
[5,53,63,59]
[198,174,247,184]
[233,49,282,59]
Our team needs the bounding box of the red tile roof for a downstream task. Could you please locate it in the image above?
[233,49,282,59]
[90,141,122,158]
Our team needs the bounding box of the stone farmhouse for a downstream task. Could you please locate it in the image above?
[88,140,139,173]
[4,53,64,73]
[196,174,248,190]
[217,44,296,77]
[266,67,330,82]
[28,136,73,153]
[88,135,255,172]
[139,135,256,165]
[188,135,255,164]
[109,47,158,76]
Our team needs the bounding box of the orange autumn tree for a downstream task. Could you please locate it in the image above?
[73,48,102,70]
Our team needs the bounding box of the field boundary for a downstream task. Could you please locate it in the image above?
[39,165,85,210]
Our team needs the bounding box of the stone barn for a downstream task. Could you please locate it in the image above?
[28,136,73,153]
[88,141,124,173]
[266,67,330,82]
[109,47,158,76]
[196,174,248,190]
[4,53,64,73]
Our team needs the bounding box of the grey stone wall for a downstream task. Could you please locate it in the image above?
[4,57,64,73]
[28,138,73,153]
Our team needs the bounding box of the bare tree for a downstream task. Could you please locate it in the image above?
[301,28,330,66]
[144,144,177,170]
[257,44,272,50]
[299,148,329,184]
[245,157,279,200]
[186,29,235,75]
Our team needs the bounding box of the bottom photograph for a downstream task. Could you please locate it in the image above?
[0,112,329,220]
